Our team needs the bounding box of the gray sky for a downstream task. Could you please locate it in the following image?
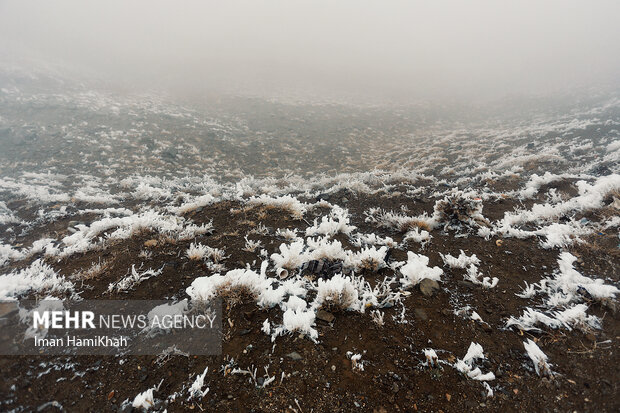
[1,0,619,103]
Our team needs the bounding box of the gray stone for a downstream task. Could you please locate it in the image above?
[286,352,303,361]
[419,279,440,297]
[316,309,335,323]
[414,308,428,321]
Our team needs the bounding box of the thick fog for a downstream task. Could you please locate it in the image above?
[1,0,619,103]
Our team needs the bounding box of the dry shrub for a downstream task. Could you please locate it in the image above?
[398,219,431,233]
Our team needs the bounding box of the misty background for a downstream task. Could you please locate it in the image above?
[1,0,619,104]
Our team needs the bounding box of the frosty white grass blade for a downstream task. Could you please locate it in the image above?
[186,242,210,260]
[0,259,74,300]
[108,265,163,293]
[454,342,495,381]
[188,366,209,400]
[464,264,498,288]
[275,308,318,341]
[399,252,443,288]
[131,379,163,410]
[523,339,552,377]
[170,194,215,215]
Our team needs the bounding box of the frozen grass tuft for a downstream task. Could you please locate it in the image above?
[399,252,443,288]
[523,339,552,377]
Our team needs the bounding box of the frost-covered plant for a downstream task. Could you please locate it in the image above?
[314,273,360,312]
[271,240,307,270]
[523,339,551,377]
[248,223,269,236]
[432,190,489,231]
[454,342,495,381]
[305,206,356,237]
[351,232,397,248]
[345,246,387,272]
[364,207,433,233]
[440,250,480,269]
[346,351,366,371]
[464,264,498,288]
[0,259,74,300]
[507,252,617,331]
[108,264,163,293]
[177,222,214,240]
[275,228,300,241]
[506,304,601,332]
[186,242,210,260]
[231,365,275,389]
[370,309,384,326]
[423,348,439,368]
[403,227,431,245]
[306,237,348,262]
[131,379,163,410]
[188,366,209,400]
[248,195,307,220]
[276,308,318,340]
[71,259,109,280]
[242,236,263,253]
[399,252,443,288]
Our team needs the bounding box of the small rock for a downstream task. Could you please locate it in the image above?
[286,352,303,361]
[457,280,476,289]
[239,328,252,336]
[107,390,115,400]
[392,383,399,393]
[419,279,440,297]
[413,308,428,321]
[316,310,335,323]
